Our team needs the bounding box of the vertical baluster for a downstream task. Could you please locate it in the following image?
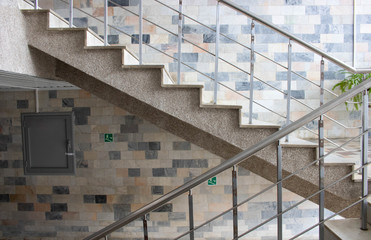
[318,58,325,240]
[143,214,148,240]
[139,0,143,65]
[214,1,220,104]
[69,0,74,28]
[361,84,369,230]
[35,89,39,113]
[277,143,283,240]
[249,20,255,124]
[177,0,183,84]
[34,0,38,9]
[189,190,194,240]
[104,0,108,46]
[232,166,238,239]
[285,40,292,142]
[104,235,108,240]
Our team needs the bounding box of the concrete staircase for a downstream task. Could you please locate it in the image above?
[21,9,368,217]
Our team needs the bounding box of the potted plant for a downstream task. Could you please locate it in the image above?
[332,71,371,110]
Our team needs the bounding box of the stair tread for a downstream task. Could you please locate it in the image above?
[279,137,317,148]
[240,119,281,129]
[161,84,204,89]
[201,103,242,109]
[325,219,371,240]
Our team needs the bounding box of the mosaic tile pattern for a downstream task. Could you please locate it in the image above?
[41,0,371,139]
[0,89,340,239]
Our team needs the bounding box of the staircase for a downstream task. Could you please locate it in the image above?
[14,1,371,239]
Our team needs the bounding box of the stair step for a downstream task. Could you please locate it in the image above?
[351,165,371,182]
[279,137,317,148]
[324,218,371,240]
[240,119,281,129]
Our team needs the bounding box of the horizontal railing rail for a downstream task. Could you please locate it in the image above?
[220,0,371,74]
[83,73,371,240]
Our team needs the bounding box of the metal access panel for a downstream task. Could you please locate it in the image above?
[21,112,75,175]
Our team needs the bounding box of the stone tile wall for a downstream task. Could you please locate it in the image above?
[0,89,339,239]
[36,0,371,139]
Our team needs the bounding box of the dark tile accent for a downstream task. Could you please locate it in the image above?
[168,212,186,221]
[109,151,121,160]
[72,17,88,28]
[73,107,91,125]
[18,203,34,211]
[121,124,138,133]
[286,0,302,4]
[17,100,28,109]
[151,186,164,195]
[0,160,8,168]
[284,90,305,99]
[235,81,264,91]
[114,133,128,142]
[138,142,148,150]
[4,177,26,185]
[51,203,68,212]
[152,168,177,177]
[62,98,74,107]
[153,203,172,212]
[173,53,198,62]
[0,194,10,202]
[113,204,131,220]
[37,194,52,203]
[128,142,138,150]
[52,186,70,195]
[0,143,7,151]
[0,135,12,144]
[95,195,107,204]
[145,150,158,159]
[128,168,140,177]
[109,0,139,6]
[203,33,215,43]
[83,195,96,203]
[45,212,63,220]
[131,34,150,44]
[12,160,22,168]
[48,90,57,98]
[108,35,119,44]
[173,142,191,150]
[76,151,88,168]
[172,159,208,168]
[149,142,161,150]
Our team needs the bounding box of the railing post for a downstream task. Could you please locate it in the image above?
[249,20,255,124]
[285,40,292,142]
[232,166,238,239]
[34,0,38,9]
[104,235,108,240]
[177,0,183,84]
[142,214,148,240]
[188,190,194,240]
[214,1,220,104]
[277,143,283,240]
[139,0,143,65]
[104,0,108,46]
[69,0,74,28]
[361,85,369,230]
[319,58,325,240]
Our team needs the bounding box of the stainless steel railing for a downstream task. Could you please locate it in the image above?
[82,70,371,240]
[28,1,370,239]
[50,0,367,148]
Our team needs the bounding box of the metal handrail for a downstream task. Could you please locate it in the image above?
[58,0,365,135]
[83,74,371,240]
[220,0,371,74]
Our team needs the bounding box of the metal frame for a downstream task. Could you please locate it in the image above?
[84,79,371,240]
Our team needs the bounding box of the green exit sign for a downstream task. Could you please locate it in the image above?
[104,133,113,142]
[208,177,216,186]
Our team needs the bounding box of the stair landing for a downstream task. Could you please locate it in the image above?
[324,218,371,240]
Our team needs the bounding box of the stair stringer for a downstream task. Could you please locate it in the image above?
[22,9,368,217]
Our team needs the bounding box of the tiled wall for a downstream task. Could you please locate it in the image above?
[0,89,339,239]
[37,0,370,139]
